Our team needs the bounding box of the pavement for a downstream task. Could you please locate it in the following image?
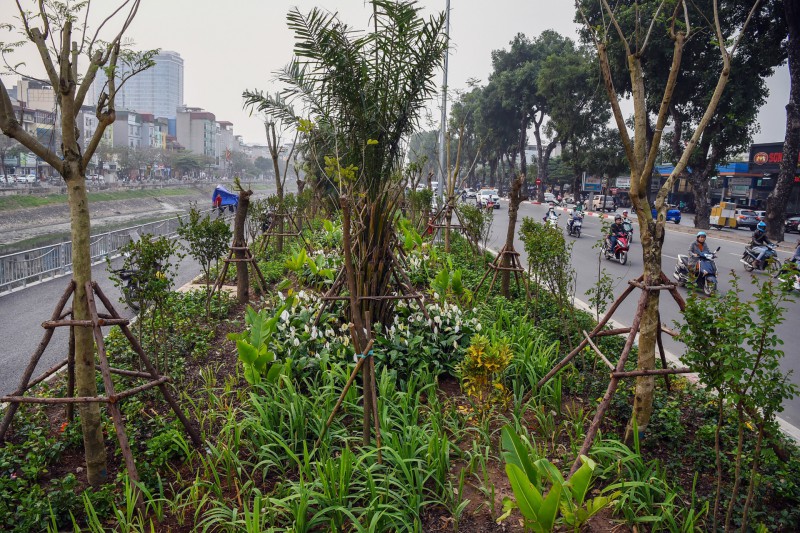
[485,199,800,441]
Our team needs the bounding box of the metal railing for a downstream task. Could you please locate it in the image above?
[0,209,223,295]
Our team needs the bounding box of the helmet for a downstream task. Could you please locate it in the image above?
[757,221,766,230]
[696,231,707,238]
[622,210,629,216]
[614,215,622,221]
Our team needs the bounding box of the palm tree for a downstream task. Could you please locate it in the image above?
[244,0,447,443]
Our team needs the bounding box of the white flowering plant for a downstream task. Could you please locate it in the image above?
[372,298,482,379]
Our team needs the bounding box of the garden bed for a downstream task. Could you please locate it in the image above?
[1,222,799,532]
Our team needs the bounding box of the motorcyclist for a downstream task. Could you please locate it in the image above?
[621,210,632,223]
[607,215,626,251]
[750,221,775,269]
[567,208,582,232]
[688,231,710,271]
[543,206,556,223]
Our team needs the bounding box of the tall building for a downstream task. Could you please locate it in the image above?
[92,50,184,119]
[176,107,216,158]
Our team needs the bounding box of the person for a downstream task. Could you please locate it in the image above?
[213,193,222,212]
[607,215,626,251]
[543,206,556,223]
[688,231,710,271]
[750,221,775,269]
[574,199,584,214]
[621,210,632,224]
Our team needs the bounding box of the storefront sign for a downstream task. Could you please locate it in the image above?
[583,175,602,192]
[728,177,752,187]
[749,142,800,174]
[615,176,631,188]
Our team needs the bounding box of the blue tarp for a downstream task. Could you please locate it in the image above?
[212,186,238,208]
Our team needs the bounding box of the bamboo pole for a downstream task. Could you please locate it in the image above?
[568,289,649,478]
[583,331,615,370]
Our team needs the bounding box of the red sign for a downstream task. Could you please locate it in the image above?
[753,152,769,165]
[535,179,542,185]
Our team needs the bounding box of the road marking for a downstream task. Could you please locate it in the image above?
[663,254,677,260]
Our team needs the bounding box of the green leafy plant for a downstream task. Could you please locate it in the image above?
[499,426,615,532]
[457,335,513,415]
[228,302,294,385]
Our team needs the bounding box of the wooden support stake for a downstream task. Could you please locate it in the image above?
[93,283,203,447]
[612,368,692,378]
[568,289,648,478]
[66,325,75,421]
[85,282,141,492]
[583,331,615,370]
[0,282,74,441]
[25,358,68,390]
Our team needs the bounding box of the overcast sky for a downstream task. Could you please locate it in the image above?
[0,1,790,147]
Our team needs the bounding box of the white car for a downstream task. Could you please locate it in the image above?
[18,174,37,184]
[477,188,500,209]
[464,188,477,199]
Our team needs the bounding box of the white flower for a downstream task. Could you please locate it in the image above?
[433,292,440,300]
[304,325,309,333]
[476,323,482,331]
[293,338,300,347]
[433,327,439,335]
[433,315,442,325]
[454,324,460,333]
[280,310,290,322]
[453,340,458,349]
[326,328,335,338]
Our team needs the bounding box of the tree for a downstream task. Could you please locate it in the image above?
[0,0,153,485]
[0,136,24,182]
[244,0,446,446]
[254,155,273,178]
[765,0,800,241]
[577,0,765,440]
[490,31,573,199]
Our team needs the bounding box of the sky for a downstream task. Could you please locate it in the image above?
[0,0,790,147]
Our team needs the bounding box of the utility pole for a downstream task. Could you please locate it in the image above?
[436,0,451,202]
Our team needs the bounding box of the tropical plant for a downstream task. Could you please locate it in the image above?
[457,335,513,414]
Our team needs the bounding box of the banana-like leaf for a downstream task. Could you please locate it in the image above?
[505,463,543,525]
[236,340,258,365]
[501,425,541,491]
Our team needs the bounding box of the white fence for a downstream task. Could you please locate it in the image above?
[0,213,206,295]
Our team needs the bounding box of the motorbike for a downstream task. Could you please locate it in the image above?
[112,268,143,311]
[544,211,560,228]
[741,243,780,275]
[776,258,800,292]
[602,233,630,265]
[622,220,634,243]
[566,212,583,237]
[673,246,720,296]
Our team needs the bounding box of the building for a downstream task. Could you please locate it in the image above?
[91,50,184,119]
[111,110,143,149]
[176,107,216,158]
[14,78,56,113]
[140,114,169,150]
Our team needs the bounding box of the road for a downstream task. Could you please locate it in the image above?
[0,181,287,398]
[0,253,203,397]
[485,200,800,431]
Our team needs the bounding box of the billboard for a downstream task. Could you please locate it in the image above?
[749,143,800,174]
[615,176,631,189]
[583,175,602,192]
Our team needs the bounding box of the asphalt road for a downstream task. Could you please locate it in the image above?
[0,253,203,397]
[485,200,800,431]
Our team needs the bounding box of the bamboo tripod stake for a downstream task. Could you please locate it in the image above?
[0,280,202,506]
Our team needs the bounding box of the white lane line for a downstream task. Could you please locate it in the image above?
[663,254,677,260]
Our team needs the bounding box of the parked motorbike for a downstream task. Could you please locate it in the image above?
[741,243,780,275]
[673,246,720,296]
[623,220,634,243]
[566,212,583,238]
[602,233,630,265]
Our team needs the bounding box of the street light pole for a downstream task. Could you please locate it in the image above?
[436,0,450,202]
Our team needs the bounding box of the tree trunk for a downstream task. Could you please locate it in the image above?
[626,209,664,440]
[766,0,800,242]
[489,157,498,188]
[65,162,108,485]
[501,175,524,297]
[690,172,712,229]
[233,188,253,304]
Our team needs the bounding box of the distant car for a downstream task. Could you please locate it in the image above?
[733,209,759,231]
[18,174,37,184]
[464,188,477,199]
[592,195,616,212]
[652,207,682,224]
[785,216,800,234]
[477,188,500,209]
[754,210,766,221]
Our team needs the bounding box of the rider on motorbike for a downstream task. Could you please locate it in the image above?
[607,215,626,251]
[688,231,710,271]
[621,210,632,224]
[750,221,775,270]
[543,206,556,223]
